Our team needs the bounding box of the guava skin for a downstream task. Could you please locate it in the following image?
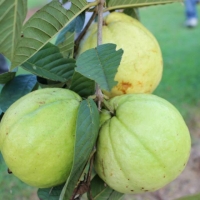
[94,94,191,194]
[77,12,163,97]
[0,88,81,188]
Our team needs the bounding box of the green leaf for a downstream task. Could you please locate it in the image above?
[76,43,123,92]
[59,99,99,200]
[176,193,200,200]
[56,12,85,45]
[0,109,3,122]
[105,0,180,11]
[0,74,37,112]
[21,43,76,82]
[10,0,92,70]
[58,32,75,58]
[37,77,66,89]
[56,13,85,58]
[0,0,27,61]
[0,54,16,84]
[0,72,16,84]
[124,8,140,20]
[38,184,65,200]
[69,72,95,98]
[90,175,124,200]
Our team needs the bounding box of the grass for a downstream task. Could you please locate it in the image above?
[1,2,200,200]
[140,3,200,119]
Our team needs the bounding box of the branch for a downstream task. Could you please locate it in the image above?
[95,0,105,110]
[74,10,97,56]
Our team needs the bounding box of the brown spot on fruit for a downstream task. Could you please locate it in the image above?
[131,190,134,192]
[101,159,106,177]
[110,173,113,176]
[117,81,132,94]
[39,101,45,104]
[6,132,8,135]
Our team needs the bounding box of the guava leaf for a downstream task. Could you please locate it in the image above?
[21,43,76,82]
[0,74,37,112]
[0,0,27,61]
[0,72,16,84]
[59,99,99,200]
[38,184,65,200]
[175,193,200,200]
[56,12,85,45]
[0,109,3,122]
[105,0,180,11]
[58,32,75,58]
[10,0,90,70]
[89,175,124,200]
[69,72,95,98]
[124,8,140,20]
[37,77,66,89]
[76,43,123,92]
[0,54,16,84]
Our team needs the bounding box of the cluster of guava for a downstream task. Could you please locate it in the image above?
[0,12,191,196]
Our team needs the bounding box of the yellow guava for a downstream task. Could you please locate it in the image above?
[0,88,81,188]
[94,94,191,194]
[77,12,163,97]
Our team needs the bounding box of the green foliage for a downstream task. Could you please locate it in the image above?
[21,43,76,82]
[37,184,65,200]
[90,175,124,200]
[0,72,16,84]
[60,99,99,200]
[76,44,123,92]
[70,72,95,98]
[0,74,37,112]
[0,0,193,200]
[105,0,179,11]
[10,0,88,69]
[0,0,27,61]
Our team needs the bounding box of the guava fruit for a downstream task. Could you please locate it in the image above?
[94,94,191,194]
[0,88,81,188]
[77,12,163,97]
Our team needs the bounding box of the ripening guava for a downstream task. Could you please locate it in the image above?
[0,88,81,188]
[94,94,191,194]
[77,12,163,97]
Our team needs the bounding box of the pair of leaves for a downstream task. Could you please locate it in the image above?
[38,99,100,200]
[21,43,76,83]
[10,0,89,70]
[21,42,123,97]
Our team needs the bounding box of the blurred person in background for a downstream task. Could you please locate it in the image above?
[185,0,199,27]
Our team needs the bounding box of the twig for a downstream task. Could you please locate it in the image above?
[74,10,97,55]
[95,0,105,110]
[87,154,95,200]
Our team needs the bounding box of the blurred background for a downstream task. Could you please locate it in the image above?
[1,1,200,199]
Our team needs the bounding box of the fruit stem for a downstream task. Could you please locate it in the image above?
[95,0,105,110]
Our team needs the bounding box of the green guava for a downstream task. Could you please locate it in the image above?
[94,94,191,194]
[77,12,163,97]
[0,88,81,188]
